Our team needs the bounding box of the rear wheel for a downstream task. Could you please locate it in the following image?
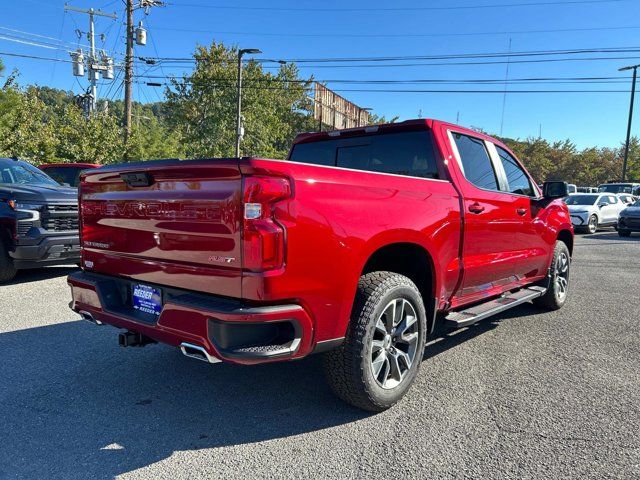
[585,215,598,234]
[323,271,427,412]
[0,240,17,283]
[533,241,570,311]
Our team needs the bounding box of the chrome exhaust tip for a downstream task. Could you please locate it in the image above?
[179,342,221,364]
[79,310,102,325]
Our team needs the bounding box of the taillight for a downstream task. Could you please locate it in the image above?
[242,176,291,271]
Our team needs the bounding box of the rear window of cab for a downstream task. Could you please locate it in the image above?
[288,130,440,179]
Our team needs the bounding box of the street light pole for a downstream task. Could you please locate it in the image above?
[236,48,262,157]
[619,63,640,182]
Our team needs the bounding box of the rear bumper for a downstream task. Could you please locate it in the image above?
[67,270,315,365]
[11,234,80,268]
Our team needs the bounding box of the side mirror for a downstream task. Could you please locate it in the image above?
[542,181,568,199]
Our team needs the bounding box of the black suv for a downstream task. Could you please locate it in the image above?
[0,157,80,282]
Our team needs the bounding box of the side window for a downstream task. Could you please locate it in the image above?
[368,131,439,178]
[289,131,439,179]
[495,146,534,196]
[336,144,370,171]
[452,133,499,190]
[609,195,618,204]
[598,196,609,205]
[288,141,336,166]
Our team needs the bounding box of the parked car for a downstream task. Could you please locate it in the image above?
[565,193,627,233]
[617,193,636,205]
[598,182,640,196]
[0,158,80,282]
[39,163,101,187]
[577,186,598,193]
[67,119,573,411]
[617,198,640,237]
[567,183,577,194]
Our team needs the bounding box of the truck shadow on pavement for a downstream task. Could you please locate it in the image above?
[424,303,540,361]
[0,303,540,479]
[0,320,370,479]
[4,266,78,285]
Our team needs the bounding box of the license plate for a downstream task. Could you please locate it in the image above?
[132,284,162,316]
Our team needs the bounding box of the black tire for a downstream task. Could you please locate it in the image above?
[618,229,631,237]
[323,271,427,412]
[533,241,571,311]
[585,215,598,234]
[0,240,17,283]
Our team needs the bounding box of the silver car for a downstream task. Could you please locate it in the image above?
[565,193,627,234]
[617,193,637,206]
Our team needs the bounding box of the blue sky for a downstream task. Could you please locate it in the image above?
[2,0,640,149]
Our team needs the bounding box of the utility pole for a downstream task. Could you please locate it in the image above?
[123,0,163,151]
[65,4,117,116]
[619,63,640,182]
[124,0,134,146]
[236,48,262,157]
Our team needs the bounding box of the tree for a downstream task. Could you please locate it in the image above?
[166,42,313,159]
[0,85,58,161]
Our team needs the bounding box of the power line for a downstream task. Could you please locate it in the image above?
[137,55,640,69]
[152,24,640,39]
[139,46,640,63]
[134,74,631,84]
[136,81,633,94]
[0,25,92,50]
[0,50,73,63]
[166,0,626,12]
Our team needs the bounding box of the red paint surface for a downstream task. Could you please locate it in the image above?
[69,119,573,362]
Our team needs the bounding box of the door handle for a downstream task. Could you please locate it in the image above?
[468,203,485,214]
[516,208,527,216]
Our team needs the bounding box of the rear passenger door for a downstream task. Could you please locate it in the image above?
[602,195,622,223]
[491,144,549,281]
[448,131,525,301]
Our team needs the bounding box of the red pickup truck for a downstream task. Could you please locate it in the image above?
[68,119,573,411]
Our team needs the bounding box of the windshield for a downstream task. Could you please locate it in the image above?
[598,184,633,193]
[565,195,597,206]
[0,159,60,186]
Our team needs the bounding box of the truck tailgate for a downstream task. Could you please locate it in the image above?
[79,160,243,297]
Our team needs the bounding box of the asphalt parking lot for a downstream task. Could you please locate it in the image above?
[0,231,638,479]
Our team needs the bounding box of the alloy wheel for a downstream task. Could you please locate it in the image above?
[370,298,420,389]
[555,251,569,302]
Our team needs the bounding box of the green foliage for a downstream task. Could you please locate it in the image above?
[0,81,182,164]
[500,135,637,186]
[166,42,314,159]
[0,86,58,161]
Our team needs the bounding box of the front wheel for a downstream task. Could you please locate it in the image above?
[534,241,571,311]
[0,240,17,283]
[585,215,598,234]
[323,271,427,412]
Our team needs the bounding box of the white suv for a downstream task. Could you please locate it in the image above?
[565,193,627,234]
